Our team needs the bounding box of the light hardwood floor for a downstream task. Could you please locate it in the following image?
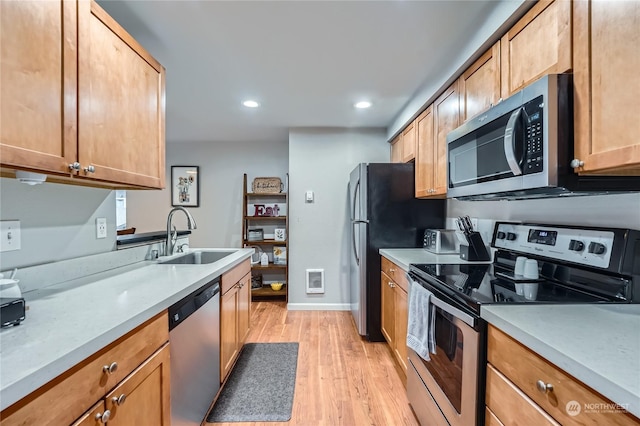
[208,301,419,426]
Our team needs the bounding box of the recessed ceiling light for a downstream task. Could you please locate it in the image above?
[354,101,372,109]
[243,100,260,108]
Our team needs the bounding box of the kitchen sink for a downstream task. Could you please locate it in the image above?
[159,250,237,265]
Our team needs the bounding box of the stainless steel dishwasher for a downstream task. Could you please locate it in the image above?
[169,278,220,426]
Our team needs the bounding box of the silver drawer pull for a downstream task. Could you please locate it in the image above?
[95,410,111,423]
[112,393,127,406]
[103,362,118,375]
[536,380,554,394]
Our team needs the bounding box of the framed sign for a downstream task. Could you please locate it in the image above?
[171,166,200,207]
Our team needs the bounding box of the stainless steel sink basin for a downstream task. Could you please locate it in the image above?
[159,250,237,265]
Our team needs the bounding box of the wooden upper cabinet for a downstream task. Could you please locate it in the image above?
[0,0,77,175]
[401,121,416,162]
[78,1,165,188]
[459,42,501,123]
[390,135,403,163]
[573,0,640,174]
[415,106,435,198]
[433,81,459,196]
[500,0,571,99]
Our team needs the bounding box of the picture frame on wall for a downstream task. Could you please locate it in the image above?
[171,166,200,207]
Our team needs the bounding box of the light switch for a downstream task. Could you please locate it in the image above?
[305,191,314,203]
[0,220,21,252]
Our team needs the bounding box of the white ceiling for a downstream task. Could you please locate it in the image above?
[98,0,512,144]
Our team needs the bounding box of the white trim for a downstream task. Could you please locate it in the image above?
[287,303,350,311]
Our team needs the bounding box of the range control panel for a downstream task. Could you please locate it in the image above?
[492,223,614,269]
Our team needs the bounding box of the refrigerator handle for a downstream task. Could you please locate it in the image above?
[352,222,360,266]
[352,179,360,221]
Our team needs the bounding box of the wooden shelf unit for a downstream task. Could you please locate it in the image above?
[242,173,288,302]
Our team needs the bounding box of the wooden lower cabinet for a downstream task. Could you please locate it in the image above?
[0,312,170,426]
[220,260,251,381]
[380,257,409,379]
[486,325,640,426]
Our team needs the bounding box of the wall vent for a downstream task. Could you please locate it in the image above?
[306,269,324,294]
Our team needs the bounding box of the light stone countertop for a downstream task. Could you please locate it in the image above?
[0,248,253,411]
[379,248,492,271]
[482,304,640,418]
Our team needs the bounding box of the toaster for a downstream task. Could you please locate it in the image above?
[1,297,25,327]
[423,229,459,254]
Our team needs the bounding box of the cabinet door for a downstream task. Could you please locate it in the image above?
[573,0,640,174]
[220,285,239,381]
[0,0,77,174]
[433,81,459,196]
[402,121,416,162]
[106,344,171,426]
[460,42,501,123]
[415,106,435,198]
[500,0,571,99]
[394,285,408,374]
[77,1,165,188]
[390,135,403,163]
[381,272,395,345]
[237,272,251,345]
[71,401,108,426]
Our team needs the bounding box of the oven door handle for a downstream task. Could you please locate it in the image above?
[430,295,476,328]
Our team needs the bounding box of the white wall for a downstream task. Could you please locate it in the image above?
[288,128,388,309]
[0,178,116,270]
[126,140,288,248]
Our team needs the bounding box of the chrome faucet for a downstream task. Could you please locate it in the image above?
[165,207,197,256]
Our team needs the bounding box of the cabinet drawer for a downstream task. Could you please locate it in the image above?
[486,364,560,426]
[487,325,639,426]
[1,312,168,426]
[222,259,250,294]
[381,257,408,292]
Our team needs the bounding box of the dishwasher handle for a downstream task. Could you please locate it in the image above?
[168,278,220,331]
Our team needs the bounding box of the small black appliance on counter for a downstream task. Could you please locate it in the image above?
[1,297,26,327]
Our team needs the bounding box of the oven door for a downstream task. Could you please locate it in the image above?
[407,295,481,426]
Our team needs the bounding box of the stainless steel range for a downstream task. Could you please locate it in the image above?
[406,222,640,426]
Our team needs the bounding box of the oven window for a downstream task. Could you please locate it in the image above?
[418,309,464,413]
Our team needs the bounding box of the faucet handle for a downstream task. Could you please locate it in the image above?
[177,244,189,253]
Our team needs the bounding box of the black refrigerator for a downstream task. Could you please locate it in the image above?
[349,163,445,342]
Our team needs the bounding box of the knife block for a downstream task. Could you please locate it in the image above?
[460,232,491,261]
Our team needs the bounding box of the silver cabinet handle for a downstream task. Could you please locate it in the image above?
[69,162,80,171]
[84,165,96,173]
[570,159,584,169]
[112,393,127,406]
[103,362,118,375]
[389,268,396,273]
[388,281,395,288]
[536,380,554,394]
[95,410,111,423]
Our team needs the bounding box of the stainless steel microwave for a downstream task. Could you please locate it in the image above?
[446,74,639,200]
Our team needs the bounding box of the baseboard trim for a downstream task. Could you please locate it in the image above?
[287,303,350,311]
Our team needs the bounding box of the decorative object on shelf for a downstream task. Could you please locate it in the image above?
[253,204,265,216]
[260,252,269,266]
[270,282,283,291]
[171,166,199,207]
[251,274,263,289]
[265,206,274,216]
[247,228,264,241]
[248,245,263,264]
[274,228,286,241]
[252,177,283,193]
[273,246,287,265]
[273,204,280,216]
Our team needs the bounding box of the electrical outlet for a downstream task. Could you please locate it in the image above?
[470,218,479,231]
[0,220,21,252]
[96,218,107,239]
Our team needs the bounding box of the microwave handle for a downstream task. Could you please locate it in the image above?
[504,108,524,176]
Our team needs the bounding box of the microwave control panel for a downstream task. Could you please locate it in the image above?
[524,96,544,174]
